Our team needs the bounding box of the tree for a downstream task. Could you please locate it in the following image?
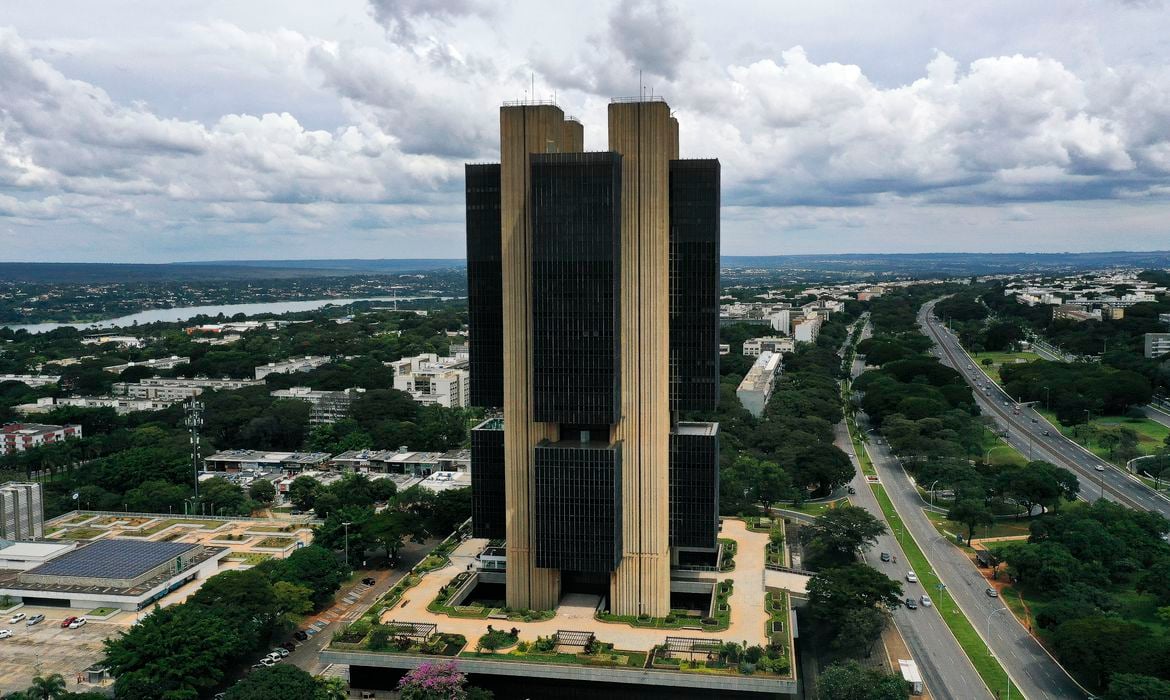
[363,508,427,561]
[248,479,276,505]
[1105,673,1170,700]
[272,580,314,617]
[259,544,349,608]
[1052,616,1148,688]
[830,605,888,655]
[288,475,321,511]
[818,661,909,700]
[948,500,994,543]
[807,564,903,614]
[224,666,319,700]
[397,661,488,700]
[25,673,67,700]
[803,505,887,566]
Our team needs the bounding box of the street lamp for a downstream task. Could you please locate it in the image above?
[1042,385,1050,411]
[928,480,940,512]
[342,521,352,567]
[985,606,1008,641]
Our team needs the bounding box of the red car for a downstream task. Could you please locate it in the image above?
[60,616,78,628]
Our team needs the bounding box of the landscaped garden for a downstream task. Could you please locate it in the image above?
[253,536,296,549]
[648,638,790,676]
[462,632,647,669]
[427,572,554,621]
[597,579,732,632]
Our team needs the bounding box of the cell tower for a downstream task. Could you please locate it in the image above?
[184,397,204,501]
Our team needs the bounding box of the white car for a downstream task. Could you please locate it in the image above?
[0,629,11,639]
[8,613,24,624]
[1095,465,1106,472]
[260,657,277,667]
[906,572,918,583]
[68,617,87,629]
[920,594,933,607]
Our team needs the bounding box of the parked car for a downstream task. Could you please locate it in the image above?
[905,598,918,610]
[906,571,918,583]
[69,617,87,629]
[9,613,25,624]
[60,616,77,628]
[293,630,309,641]
[280,641,296,651]
[251,663,265,670]
[272,648,289,658]
[25,614,44,627]
[985,587,999,598]
[880,552,891,562]
[361,577,376,586]
[0,629,11,639]
[1031,417,1039,423]
[920,594,933,607]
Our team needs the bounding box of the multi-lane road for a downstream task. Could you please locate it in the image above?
[920,299,1170,519]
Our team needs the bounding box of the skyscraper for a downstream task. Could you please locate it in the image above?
[468,97,719,617]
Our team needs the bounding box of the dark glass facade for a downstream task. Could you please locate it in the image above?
[669,422,720,550]
[530,152,622,425]
[470,417,506,540]
[669,159,721,412]
[534,441,622,573]
[465,163,504,408]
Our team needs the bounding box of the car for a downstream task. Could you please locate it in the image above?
[985,587,999,598]
[25,614,44,626]
[214,694,227,700]
[1003,401,1009,406]
[280,641,296,651]
[1095,465,1106,472]
[261,657,277,667]
[1031,417,1039,423]
[293,630,309,641]
[60,616,77,628]
[361,577,376,586]
[920,594,933,607]
[905,598,918,610]
[272,648,289,658]
[1042,430,1050,436]
[880,552,891,562]
[0,629,11,639]
[906,571,918,583]
[69,617,87,629]
[251,663,266,670]
[967,364,973,369]
[9,613,25,624]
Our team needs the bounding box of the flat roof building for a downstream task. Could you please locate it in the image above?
[204,450,331,473]
[1146,333,1170,359]
[0,374,60,388]
[103,356,189,374]
[16,396,177,416]
[743,337,794,357]
[114,376,262,401]
[270,386,365,424]
[737,351,783,418]
[0,482,43,540]
[388,354,470,408]
[2,423,82,454]
[255,356,332,380]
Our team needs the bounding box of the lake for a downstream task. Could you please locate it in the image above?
[3,296,462,334]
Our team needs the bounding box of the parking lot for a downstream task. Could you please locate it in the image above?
[0,607,123,694]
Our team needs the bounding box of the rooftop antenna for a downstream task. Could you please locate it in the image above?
[639,69,643,99]
[531,72,535,104]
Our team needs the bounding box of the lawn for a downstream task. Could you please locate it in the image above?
[924,509,1033,541]
[226,552,274,565]
[58,527,103,540]
[254,536,296,549]
[868,482,1020,699]
[969,351,1039,384]
[776,499,846,517]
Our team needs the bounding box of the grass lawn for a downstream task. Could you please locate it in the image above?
[969,351,1039,383]
[868,482,1019,699]
[777,499,846,517]
[87,607,118,616]
[59,527,103,540]
[924,509,1033,541]
[254,536,295,549]
[226,552,273,565]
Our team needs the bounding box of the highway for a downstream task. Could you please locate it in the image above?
[920,299,1170,520]
[839,422,992,700]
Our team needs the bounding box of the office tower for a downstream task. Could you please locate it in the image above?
[468,97,719,617]
[0,482,44,540]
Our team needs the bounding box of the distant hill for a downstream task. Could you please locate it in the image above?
[0,259,463,284]
[178,258,464,273]
[720,251,1170,276]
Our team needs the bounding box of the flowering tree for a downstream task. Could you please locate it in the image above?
[397,661,470,700]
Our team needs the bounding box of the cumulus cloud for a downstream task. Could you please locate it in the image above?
[366,0,492,45]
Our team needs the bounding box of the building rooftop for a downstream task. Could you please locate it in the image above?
[676,422,719,437]
[26,539,197,581]
[0,541,75,559]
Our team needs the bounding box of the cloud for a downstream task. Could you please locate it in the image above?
[366,0,492,45]
[608,0,693,79]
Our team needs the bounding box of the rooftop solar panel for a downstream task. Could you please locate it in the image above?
[28,539,197,580]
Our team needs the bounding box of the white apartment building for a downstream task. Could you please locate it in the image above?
[1146,333,1170,359]
[389,353,470,408]
[103,356,190,374]
[82,335,144,349]
[114,376,262,401]
[255,356,332,380]
[1,423,82,455]
[793,316,823,343]
[736,351,782,418]
[0,374,60,388]
[743,337,795,357]
[16,396,176,415]
[270,386,366,424]
[769,309,792,335]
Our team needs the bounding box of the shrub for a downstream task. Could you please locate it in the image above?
[517,641,530,653]
[738,661,756,675]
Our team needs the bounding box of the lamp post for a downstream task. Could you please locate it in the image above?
[1043,385,1050,411]
[985,606,1007,642]
[342,521,352,567]
[929,480,940,512]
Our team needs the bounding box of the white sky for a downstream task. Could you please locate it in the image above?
[1,0,1169,262]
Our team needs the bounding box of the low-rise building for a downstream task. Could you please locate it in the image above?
[114,376,262,401]
[718,344,730,356]
[16,396,176,415]
[388,353,470,408]
[1053,305,1098,323]
[82,335,144,349]
[185,320,282,335]
[742,337,794,357]
[204,450,332,473]
[2,423,82,455]
[0,374,60,388]
[269,386,366,424]
[103,356,190,374]
[255,355,332,380]
[736,351,782,418]
[1146,333,1170,359]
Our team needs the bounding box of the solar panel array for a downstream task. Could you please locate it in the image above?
[29,539,196,580]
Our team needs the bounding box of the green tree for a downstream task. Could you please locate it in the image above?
[272,580,314,617]
[948,500,994,543]
[259,544,349,608]
[363,508,427,561]
[817,660,909,700]
[288,475,321,511]
[224,666,319,700]
[1105,673,1170,700]
[803,505,887,566]
[807,564,903,614]
[248,479,277,505]
[25,673,67,700]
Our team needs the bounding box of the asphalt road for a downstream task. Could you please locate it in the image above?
[1143,403,1170,430]
[920,299,1170,519]
[839,423,991,700]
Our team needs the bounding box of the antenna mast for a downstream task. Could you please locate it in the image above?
[185,397,204,503]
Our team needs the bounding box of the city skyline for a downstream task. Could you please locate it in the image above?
[1,1,1170,262]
